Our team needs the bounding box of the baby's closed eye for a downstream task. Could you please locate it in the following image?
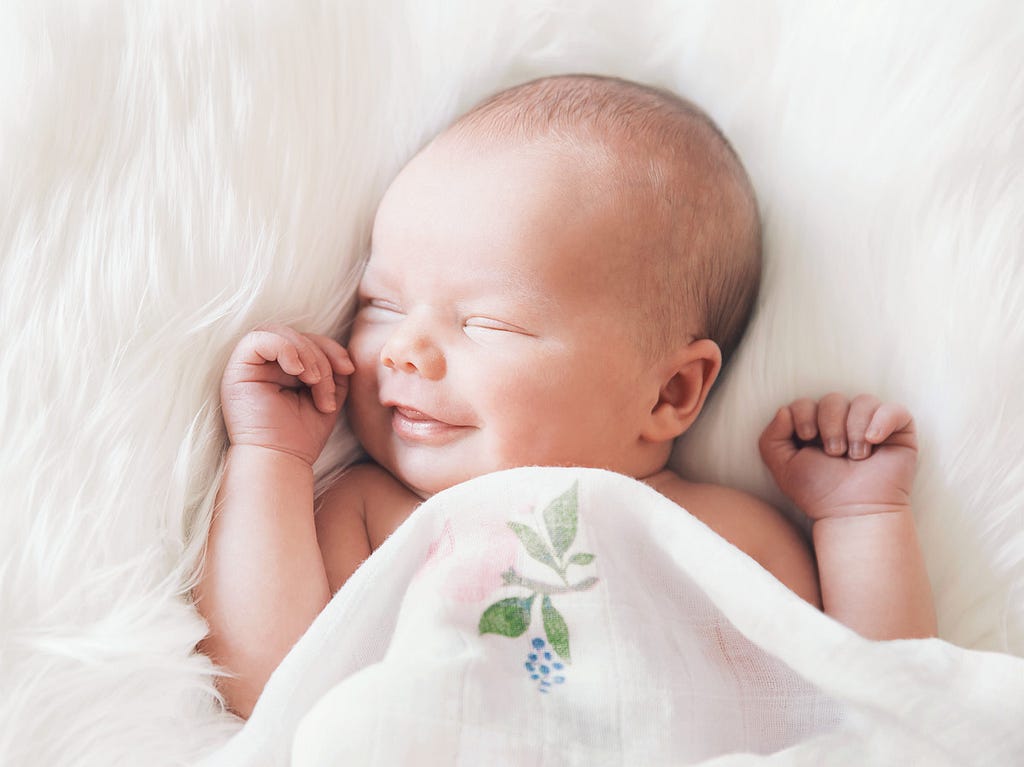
[358,298,404,320]
[463,316,536,341]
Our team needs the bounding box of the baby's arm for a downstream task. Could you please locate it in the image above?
[759,394,937,640]
[194,325,354,719]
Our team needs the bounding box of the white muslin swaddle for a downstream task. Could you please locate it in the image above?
[205,468,1024,767]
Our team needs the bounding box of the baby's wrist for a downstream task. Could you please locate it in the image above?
[227,443,317,471]
[804,498,912,522]
[812,506,922,568]
[810,504,913,532]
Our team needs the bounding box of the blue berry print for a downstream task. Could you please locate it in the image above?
[524,637,569,693]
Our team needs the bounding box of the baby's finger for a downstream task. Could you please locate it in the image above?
[258,324,325,386]
[297,333,339,414]
[846,394,881,459]
[305,333,355,376]
[759,406,799,470]
[310,373,337,414]
[789,398,819,442]
[238,329,306,377]
[816,392,850,456]
[866,403,917,451]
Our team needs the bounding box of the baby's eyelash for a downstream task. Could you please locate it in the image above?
[463,317,534,336]
[361,298,403,313]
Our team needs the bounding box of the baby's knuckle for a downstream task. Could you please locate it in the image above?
[254,331,285,352]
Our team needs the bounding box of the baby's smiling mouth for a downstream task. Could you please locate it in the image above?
[385,403,473,444]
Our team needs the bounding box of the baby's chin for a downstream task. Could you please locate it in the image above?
[390,456,594,500]
[375,449,484,500]
[394,466,478,501]
[386,449,541,500]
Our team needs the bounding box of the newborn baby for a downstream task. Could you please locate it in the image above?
[196,75,936,719]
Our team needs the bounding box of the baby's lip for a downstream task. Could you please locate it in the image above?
[394,404,445,423]
[381,399,463,427]
[382,400,474,444]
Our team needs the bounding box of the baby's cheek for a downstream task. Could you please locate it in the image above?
[345,366,386,449]
[347,330,380,371]
[490,411,565,469]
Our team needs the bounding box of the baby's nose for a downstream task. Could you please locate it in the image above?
[380,326,445,380]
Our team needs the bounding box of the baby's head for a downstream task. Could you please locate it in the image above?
[347,75,761,498]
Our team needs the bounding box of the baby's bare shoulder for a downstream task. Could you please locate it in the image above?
[648,471,821,605]
[647,471,772,529]
[315,462,419,592]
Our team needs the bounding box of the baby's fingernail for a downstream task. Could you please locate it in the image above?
[826,439,842,454]
[850,442,867,458]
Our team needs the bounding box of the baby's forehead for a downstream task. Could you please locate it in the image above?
[367,148,648,299]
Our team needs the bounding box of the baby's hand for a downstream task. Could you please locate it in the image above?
[758,393,917,521]
[220,324,355,466]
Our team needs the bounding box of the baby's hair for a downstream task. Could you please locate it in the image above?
[446,74,762,368]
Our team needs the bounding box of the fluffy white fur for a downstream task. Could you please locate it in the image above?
[1,1,1021,764]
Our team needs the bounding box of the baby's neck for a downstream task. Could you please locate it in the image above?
[639,467,682,494]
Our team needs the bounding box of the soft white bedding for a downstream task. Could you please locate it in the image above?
[2,2,1023,765]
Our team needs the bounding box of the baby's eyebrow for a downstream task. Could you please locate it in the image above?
[476,286,559,324]
[506,268,564,308]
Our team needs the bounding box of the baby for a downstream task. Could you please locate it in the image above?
[195,75,936,719]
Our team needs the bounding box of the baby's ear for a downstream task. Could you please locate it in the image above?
[641,339,722,443]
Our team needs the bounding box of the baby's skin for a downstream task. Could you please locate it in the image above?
[196,138,936,719]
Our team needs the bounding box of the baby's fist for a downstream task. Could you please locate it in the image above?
[758,393,918,520]
[221,325,355,465]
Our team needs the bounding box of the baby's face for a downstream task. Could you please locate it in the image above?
[346,138,662,498]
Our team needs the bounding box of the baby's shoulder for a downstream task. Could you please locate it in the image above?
[322,461,419,528]
[315,462,420,585]
[646,470,778,531]
[646,470,818,602]
[327,461,411,499]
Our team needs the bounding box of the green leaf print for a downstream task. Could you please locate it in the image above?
[570,576,599,591]
[507,522,559,570]
[543,481,579,558]
[542,595,571,662]
[479,596,535,638]
[480,482,598,685]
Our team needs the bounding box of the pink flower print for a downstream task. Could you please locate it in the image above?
[418,519,456,577]
[414,510,528,604]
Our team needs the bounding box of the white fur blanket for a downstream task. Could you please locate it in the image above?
[206,469,1023,766]
[2,2,1023,765]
